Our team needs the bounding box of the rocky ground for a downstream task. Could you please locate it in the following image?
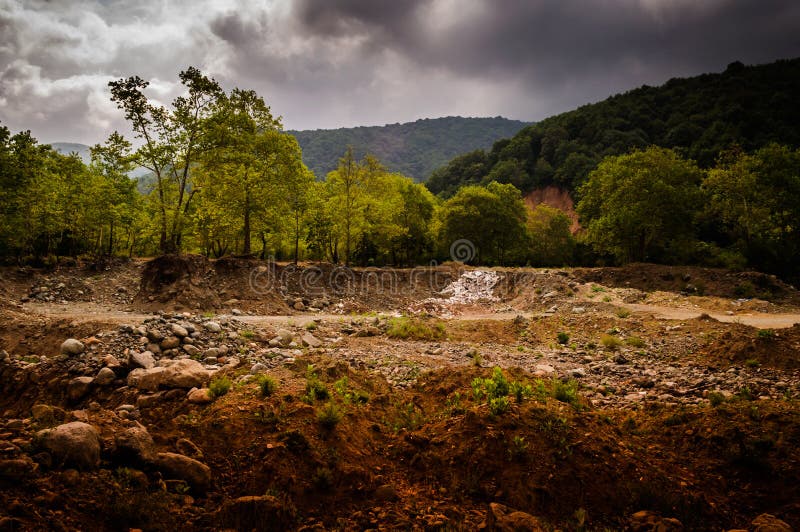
[0,257,799,531]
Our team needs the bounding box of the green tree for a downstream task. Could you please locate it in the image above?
[89,132,138,256]
[109,66,223,254]
[577,146,704,263]
[437,181,528,265]
[527,204,575,266]
[703,144,800,278]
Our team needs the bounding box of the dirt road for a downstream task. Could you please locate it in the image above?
[24,300,800,330]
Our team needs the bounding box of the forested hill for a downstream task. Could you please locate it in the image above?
[426,58,800,198]
[288,116,529,180]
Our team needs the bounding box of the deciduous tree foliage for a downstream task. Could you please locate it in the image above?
[577,147,704,264]
[437,182,529,265]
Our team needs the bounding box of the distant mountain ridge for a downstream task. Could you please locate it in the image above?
[51,142,92,165]
[289,116,530,180]
[427,58,800,197]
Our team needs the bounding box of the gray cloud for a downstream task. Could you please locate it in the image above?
[0,0,798,145]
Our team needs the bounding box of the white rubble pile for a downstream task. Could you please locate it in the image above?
[439,270,500,304]
[410,270,500,315]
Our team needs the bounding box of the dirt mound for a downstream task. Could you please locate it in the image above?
[702,324,800,370]
[136,254,221,311]
[573,263,800,305]
[135,256,462,314]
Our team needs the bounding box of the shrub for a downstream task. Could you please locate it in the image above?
[304,380,329,403]
[209,376,232,398]
[508,435,529,461]
[553,378,580,406]
[600,334,623,350]
[510,381,533,403]
[386,316,446,340]
[757,329,775,339]
[257,375,278,397]
[625,336,646,348]
[472,367,510,400]
[616,308,631,318]
[708,391,726,407]
[489,396,510,416]
[556,331,570,345]
[317,402,342,430]
[745,358,760,368]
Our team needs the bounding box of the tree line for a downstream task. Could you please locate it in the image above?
[1,66,798,282]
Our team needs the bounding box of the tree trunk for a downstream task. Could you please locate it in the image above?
[108,220,114,256]
[243,194,251,255]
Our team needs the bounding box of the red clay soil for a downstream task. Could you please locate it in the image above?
[1,361,798,530]
[524,186,581,234]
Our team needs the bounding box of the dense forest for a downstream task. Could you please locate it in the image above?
[426,58,800,197]
[1,61,799,282]
[290,117,529,181]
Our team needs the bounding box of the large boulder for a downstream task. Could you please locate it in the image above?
[67,377,93,401]
[152,452,211,493]
[114,426,156,465]
[128,359,213,391]
[60,339,85,356]
[36,422,100,469]
[217,495,295,531]
[751,514,792,532]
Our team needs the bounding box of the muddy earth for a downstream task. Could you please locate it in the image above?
[1,256,799,531]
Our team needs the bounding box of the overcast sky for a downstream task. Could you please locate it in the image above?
[1,0,798,145]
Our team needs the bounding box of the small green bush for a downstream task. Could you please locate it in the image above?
[386,316,446,340]
[489,396,510,416]
[209,376,232,398]
[317,402,342,429]
[600,334,623,350]
[508,435,529,461]
[708,391,726,407]
[616,308,631,318]
[757,329,775,339]
[510,381,533,403]
[625,336,646,348]
[553,378,580,406]
[557,331,570,345]
[257,375,278,397]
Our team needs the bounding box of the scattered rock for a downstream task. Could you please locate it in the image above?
[153,452,211,493]
[301,333,322,348]
[170,323,189,338]
[751,513,792,532]
[217,495,295,531]
[35,422,100,470]
[187,388,213,404]
[128,350,155,370]
[114,426,156,465]
[94,367,116,386]
[60,339,85,356]
[485,502,546,531]
[67,377,93,401]
[204,321,222,333]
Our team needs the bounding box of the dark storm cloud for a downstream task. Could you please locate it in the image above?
[0,0,798,144]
